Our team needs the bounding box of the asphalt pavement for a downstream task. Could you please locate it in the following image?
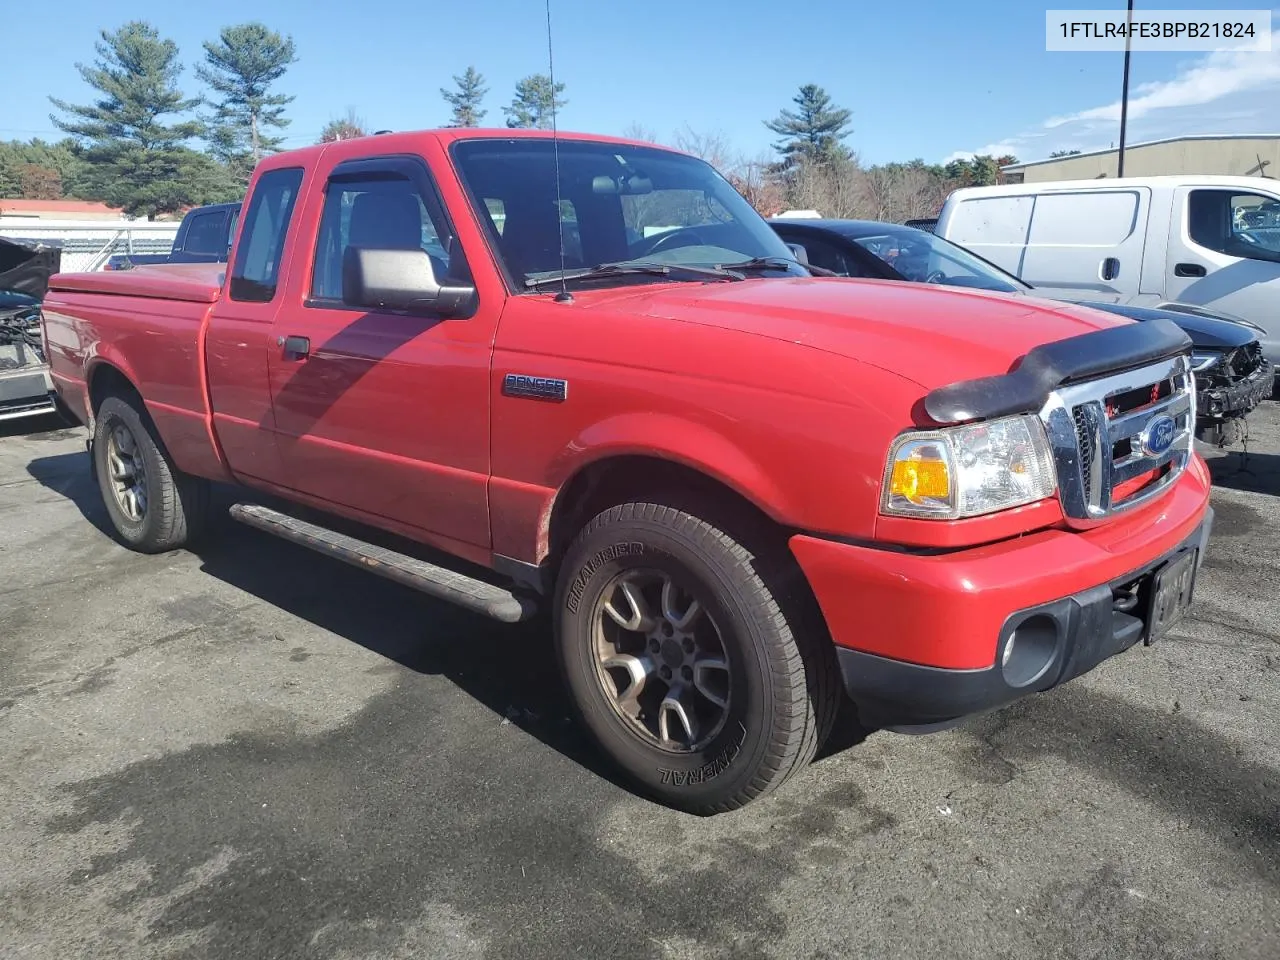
[1,405,1278,960]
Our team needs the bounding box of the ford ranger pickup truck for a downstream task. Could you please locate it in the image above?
[40,129,1214,814]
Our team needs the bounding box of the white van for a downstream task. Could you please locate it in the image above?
[935,175,1280,362]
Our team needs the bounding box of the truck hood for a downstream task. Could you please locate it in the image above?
[624,277,1126,390]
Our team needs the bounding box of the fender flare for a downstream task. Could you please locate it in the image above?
[542,411,798,532]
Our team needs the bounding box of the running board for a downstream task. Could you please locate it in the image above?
[228,503,538,623]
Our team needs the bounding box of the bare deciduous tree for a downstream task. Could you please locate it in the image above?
[621,123,660,144]
[726,154,785,217]
[672,125,734,173]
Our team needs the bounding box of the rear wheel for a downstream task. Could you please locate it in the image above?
[554,500,840,814]
[93,394,209,553]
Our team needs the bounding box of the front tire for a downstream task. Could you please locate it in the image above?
[93,393,209,553]
[554,500,840,814]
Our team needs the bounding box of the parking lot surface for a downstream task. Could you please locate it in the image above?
[2,406,1278,960]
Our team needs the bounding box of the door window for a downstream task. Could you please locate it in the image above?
[310,173,463,303]
[229,168,305,302]
[1188,189,1280,263]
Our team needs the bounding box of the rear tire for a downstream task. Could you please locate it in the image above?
[553,500,840,814]
[93,393,209,553]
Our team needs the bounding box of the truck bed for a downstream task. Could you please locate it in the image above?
[48,262,224,303]
[42,263,227,479]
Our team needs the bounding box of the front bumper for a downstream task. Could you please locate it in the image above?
[790,458,1214,726]
[832,511,1212,727]
[1197,358,1274,421]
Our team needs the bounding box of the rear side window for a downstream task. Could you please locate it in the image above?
[182,212,226,257]
[230,168,305,302]
[1027,191,1140,245]
[310,172,465,303]
[946,196,1033,246]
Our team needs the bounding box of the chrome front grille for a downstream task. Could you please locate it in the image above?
[1039,354,1194,527]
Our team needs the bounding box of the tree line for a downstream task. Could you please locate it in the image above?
[1,20,1019,223]
[0,21,572,219]
[647,84,1021,223]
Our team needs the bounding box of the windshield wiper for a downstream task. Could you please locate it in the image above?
[716,256,839,278]
[524,260,744,289]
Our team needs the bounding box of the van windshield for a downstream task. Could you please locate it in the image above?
[848,224,1029,294]
[450,138,807,288]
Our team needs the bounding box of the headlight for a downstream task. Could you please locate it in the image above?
[881,414,1057,519]
[1190,350,1222,372]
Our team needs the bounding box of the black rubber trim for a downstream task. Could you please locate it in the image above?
[924,317,1191,424]
[836,506,1213,728]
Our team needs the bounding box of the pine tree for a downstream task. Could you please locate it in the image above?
[765,84,853,168]
[502,74,567,130]
[441,66,488,127]
[197,23,297,180]
[49,21,235,218]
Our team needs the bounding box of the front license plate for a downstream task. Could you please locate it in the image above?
[1145,549,1198,645]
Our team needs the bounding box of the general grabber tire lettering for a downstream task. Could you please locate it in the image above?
[554,500,841,814]
[93,393,210,554]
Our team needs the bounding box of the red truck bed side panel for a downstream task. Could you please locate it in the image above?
[40,286,229,482]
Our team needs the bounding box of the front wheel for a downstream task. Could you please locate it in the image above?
[554,501,840,814]
[93,394,209,553]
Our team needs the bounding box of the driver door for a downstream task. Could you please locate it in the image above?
[267,155,499,553]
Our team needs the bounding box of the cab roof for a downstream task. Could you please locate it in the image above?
[255,127,687,172]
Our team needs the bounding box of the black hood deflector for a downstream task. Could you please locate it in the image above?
[924,317,1192,425]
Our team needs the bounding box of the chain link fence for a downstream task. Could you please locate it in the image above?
[0,221,179,272]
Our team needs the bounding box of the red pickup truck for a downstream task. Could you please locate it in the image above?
[40,129,1214,814]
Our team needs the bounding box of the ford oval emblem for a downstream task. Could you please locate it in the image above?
[1141,415,1177,456]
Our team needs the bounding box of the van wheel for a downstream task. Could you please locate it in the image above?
[93,394,209,553]
[554,501,840,815]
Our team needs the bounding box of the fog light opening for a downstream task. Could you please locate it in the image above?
[1002,614,1059,688]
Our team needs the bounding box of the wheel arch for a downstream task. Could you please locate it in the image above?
[86,360,142,414]
[544,452,794,575]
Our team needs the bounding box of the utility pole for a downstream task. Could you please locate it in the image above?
[1117,0,1134,177]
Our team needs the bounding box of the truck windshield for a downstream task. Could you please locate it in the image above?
[450,138,808,289]
[849,225,1029,294]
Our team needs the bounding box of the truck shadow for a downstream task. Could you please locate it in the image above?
[0,411,79,440]
[1204,447,1280,496]
[24,448,871,792]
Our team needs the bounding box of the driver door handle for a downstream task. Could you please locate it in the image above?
[279,335,310,359]
[1174,262,1207,278]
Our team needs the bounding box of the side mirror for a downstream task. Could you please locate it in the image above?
[342,247,476,316]
[785,242,810,265]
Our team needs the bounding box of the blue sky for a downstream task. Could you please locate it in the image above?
[4,0,1279,167]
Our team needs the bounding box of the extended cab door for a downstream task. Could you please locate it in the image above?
[205,166,306,485]
[266,154,497,553]
[1166,185,1280,361]
[1018,188,1151,302]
